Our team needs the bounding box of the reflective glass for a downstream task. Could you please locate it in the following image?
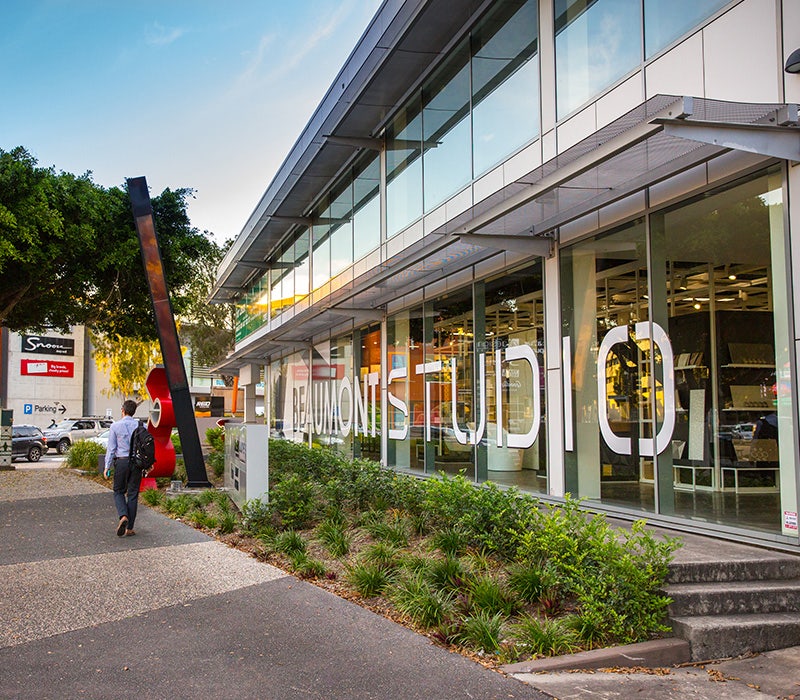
[645,0,728,57]
[386,100,423,237]
[422,41,472,211]
[387,307,425,473]
[353,155,380,261]
[481,263,547,492]
[472,0,539,176]
[555,0,641,119]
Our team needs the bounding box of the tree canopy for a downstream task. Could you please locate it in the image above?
[0,146,224,341]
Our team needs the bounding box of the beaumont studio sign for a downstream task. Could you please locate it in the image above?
[290,322,676,457]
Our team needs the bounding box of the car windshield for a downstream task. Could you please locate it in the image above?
[98,429,110,438]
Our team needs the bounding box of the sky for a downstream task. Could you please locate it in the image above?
[0,0,382,243]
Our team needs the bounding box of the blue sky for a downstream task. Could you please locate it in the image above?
[0,1,381,241]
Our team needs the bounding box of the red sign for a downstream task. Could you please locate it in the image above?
[21,359,74,377]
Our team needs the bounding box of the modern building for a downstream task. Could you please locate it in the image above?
[211,0,800,550]
[0,327,233,428]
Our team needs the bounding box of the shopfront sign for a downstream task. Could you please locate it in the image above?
[20,359,74,377]
[21,335,74,356]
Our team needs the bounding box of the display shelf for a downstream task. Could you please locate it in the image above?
[721,364,775,369]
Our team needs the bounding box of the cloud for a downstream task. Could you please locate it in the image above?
[145,21,186,46]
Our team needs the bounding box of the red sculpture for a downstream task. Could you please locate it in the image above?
[140,366,176,491]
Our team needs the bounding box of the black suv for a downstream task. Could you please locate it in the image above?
[12,425,48,462]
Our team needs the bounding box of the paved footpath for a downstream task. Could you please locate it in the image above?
[2,467,799,700]
[0,468,547,700]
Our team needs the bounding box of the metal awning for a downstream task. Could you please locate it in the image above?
[215,95,798,373]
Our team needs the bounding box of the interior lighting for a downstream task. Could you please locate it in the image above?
[693,300,701,310]
[785,48,800,74]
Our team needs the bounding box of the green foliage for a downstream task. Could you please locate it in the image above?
[360,542,401,569]
[506,560,553,604]
[315,519,351,558]
[428,526,469,557]
[240,497,272,535]
[270,473,319,530]
[217,511,238,534]
[289,552,326,579]
[205,427,225,453]
[391,572,456,629]
[467,574,518,617]
[205,451,225,478]
[426,555,470,592]
[513,498,679,643]
[141,487,165,507]
[346,563,393,597]
[0,145,222,340]
[171,431,182,454]
[65,439,106,471]
[164,493,195,517]
[509,615,579,657]
[452,611,505,654]
[273,529,307,556]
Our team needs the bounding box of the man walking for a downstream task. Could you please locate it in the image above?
[104,399,141,537]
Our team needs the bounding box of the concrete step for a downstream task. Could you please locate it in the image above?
[671,612,800,660]
[665,579,800,616]
[667,554,800,584]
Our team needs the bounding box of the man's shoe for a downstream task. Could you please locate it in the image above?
[125,529,136,536]
[116,516,128,537]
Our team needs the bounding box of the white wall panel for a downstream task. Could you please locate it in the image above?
[557,104,596,152]
[703,0,780,103]
[474,165,505,204]
[503,140,542,185]
[645,33,704,99]
[649,163,708,208]
[596,73,643,130]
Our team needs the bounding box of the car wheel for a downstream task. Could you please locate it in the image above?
[57,439,71,454]
[27,445,42,462]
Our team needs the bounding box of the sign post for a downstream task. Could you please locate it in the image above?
[0,409,14,470]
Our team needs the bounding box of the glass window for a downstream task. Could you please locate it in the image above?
[294,229,310,301]
[653,168,792,534]
[386,99,423,237]
[482,263,547,492]
[312,221,330,292]
[430,287,476,478]
[561,220,656,512]
[353,155,380,261]
[356,324,382,461]
[387,306,425,473]
[644,0,729,57]
[472,0,539,176]
[422,40,472,211]
[555,0,641,119]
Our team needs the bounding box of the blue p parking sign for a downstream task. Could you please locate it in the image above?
[23,404,32,414]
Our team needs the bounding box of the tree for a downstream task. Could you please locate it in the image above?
[0,146,217,340]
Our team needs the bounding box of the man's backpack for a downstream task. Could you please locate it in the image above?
[129,423,156,473]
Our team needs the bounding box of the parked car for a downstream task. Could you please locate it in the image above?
[12,424,48,462]
[86,428,110,449]
[43,417,113,454]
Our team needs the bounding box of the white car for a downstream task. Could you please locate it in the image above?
[86,428,111,449]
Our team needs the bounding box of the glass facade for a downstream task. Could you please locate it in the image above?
[238,1,799,542]
[560,169,794,534]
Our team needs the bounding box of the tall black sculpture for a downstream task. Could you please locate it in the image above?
[128,176,211,488]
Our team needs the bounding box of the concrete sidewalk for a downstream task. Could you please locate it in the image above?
[1,467,799,699]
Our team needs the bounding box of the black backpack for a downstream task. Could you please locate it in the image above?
[129,423,156,473]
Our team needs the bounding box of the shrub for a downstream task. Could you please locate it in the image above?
[346,563,393,596]
[164,493,195,517]
[141,487,165,507]
[205,426,225,452]
[428,526,469,557]
[206,451,225,478]
[65,439,106,471]
[391,572,456,629]
[509,615,579,657]
[467,574,518,617]
[426,555,470,593]
[240,497,272,535]
[273,529,307,556]
[270,473,319,530]
[316,519,351,558]
[452,611,505,654]
[289,552,326,579]
[360,542,401,569]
